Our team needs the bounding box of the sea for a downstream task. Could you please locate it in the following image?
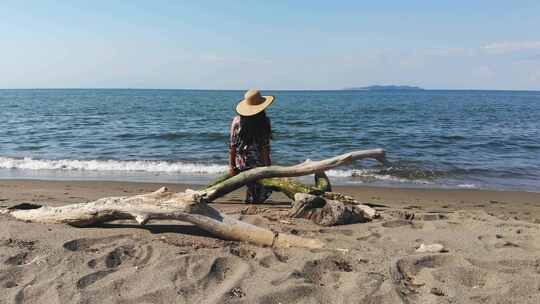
[1,89,539,192]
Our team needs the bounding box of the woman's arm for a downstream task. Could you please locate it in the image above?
[229,116,239,176]
[228,145,237,176]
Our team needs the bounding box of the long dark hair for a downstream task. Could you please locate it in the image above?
[239,110,272,145]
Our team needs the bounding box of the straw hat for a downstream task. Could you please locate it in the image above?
[235,89,274,116]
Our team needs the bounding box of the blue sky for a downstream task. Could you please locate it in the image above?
[1,1,539,90]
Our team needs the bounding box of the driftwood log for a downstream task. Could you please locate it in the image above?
[202,171,333,199]
[4,149,385,248]
[208,171,379,226]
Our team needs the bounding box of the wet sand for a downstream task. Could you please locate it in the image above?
[1,179,540,303]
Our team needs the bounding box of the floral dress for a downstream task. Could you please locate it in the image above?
[229,115,272,203]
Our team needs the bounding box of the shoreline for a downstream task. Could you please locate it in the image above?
[2,154,539,193]
[0,177,539,194]
[1,174,539,193]
[1,179,540,223]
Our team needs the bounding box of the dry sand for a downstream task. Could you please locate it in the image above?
[1,179,540,303]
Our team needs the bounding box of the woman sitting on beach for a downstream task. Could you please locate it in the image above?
[229,89,274,203]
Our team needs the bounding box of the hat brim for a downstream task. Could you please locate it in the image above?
[235,95,274,116]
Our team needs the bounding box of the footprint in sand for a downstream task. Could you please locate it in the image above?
[1,238,38,267]
[268,255,385,303]
[391,253,540,303]
[476,229,530,251]
[64,235,154,290]
[172,255,250,303]
[76,270,116,289]
[62,234,130,252]
[104,245,136,268]
[391,254,487,302]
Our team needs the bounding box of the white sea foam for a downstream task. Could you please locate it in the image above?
[457,183,477,189]
[0,157,228,174]
[0,156,429,184]
[326,168,433,184]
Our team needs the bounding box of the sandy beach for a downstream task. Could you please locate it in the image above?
[1,179,539,303]
[4,1,540,303]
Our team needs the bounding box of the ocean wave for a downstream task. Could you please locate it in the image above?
[0,156,432,184]
[326,168,433,184]
[0,157,228,174]
[457,184,477,189]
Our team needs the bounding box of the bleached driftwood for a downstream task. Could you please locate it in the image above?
[10,187,322,248]
[6,149,385,248]
[202,149,385,201]
[210,170,380,225]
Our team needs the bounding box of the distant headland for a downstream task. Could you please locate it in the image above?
[344,85,425,91]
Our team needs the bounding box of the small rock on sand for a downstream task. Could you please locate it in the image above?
[415,243,447,253]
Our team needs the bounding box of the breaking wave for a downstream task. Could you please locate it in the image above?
[0,156,433,184]
[326,168,433,184]
[0,157,228,174]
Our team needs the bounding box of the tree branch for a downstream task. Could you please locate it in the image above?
[6,149,385,248]
[201,148,385,201]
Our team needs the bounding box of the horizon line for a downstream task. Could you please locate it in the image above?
[0,87,539,92]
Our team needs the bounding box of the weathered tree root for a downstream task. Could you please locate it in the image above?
[290,193,377,226]
[208,158,381,226]
[5,148,385,248]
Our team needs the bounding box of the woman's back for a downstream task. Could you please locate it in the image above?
[228,89,275,203]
